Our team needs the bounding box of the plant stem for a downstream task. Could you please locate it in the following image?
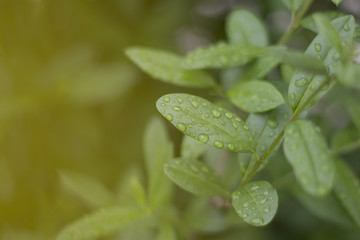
[277,0,314,45]
[332,139,360,156]
[241,77,332,186]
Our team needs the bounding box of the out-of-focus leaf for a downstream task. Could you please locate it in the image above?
[281,63,295,83]
[164,158,230,198]
[156,93,254,153]
[59,170,116,208]
[183,43,266,69]
[226,9,268,46]
[314,14,342,50]
[334,159,360,227]
[143,116,174,207]
[232,181,278,226]
[241,55,282,80]
[157,222,177,240]
[284,120,335,196]
[56,206,150,240]
[301,11,346,33]
[130,177,147,207]
[281,0,306,13]
[288,15,355,111]
[347,96,360,130]
[125,47,215,88]
[227,81,285,113]
[181,135,209,159]
[332,0,343,6]
[331,125,360,154]
[335,61,360,88]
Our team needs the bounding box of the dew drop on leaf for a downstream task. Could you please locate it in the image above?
[295,78,309,87]
[213,140,224,148]
[166,114,173,121]
[173,106,181,111]
[177,123,186,132]
[211,109,221,118]
[198,134,209,143]
[315,43,321,52]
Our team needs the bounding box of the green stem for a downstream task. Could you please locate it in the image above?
[277,0,314,45]
[241,77,332,186]
[332,139,360,156]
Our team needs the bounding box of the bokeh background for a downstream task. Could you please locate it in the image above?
[0,0,359,239]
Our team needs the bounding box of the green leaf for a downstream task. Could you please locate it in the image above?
[347,96,360,130]
[314,14,342,50]
[288,15,355,111]
[332,0,343,6]
[125,47,215,88]
[56,206,150,240]
[301,11,346,33]
[156,93,254,153]
[143,116,174,207]
[334,160,360,227]
[335,61,360,88]
[226,9,268,46]
[232,181,278,226]
[59,170,116,208]
[164,158,230,198]
[227,81,285,113]
[181,135,209,159]
[130,177,147,207]
[182,43,266,69]
[284,120,335,196]
[242,55,282,80]
[157,223,177,240]
[281,0,306,13]
[331,125,360,154]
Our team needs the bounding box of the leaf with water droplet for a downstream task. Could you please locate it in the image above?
[232,181,278,226]
[125,47,215,88]
[181,135,209,159]
[284,120,335,196]
[226,8,268,46]
[227,80,285,113]
[314,14,342,50]
[157,93,254,153]
[56,206,151,240]
[143,116,174,207]
[59,170,116,208]
[281,0,306,13]
[182,43,267,69]
[164,158,230,198]
[333,159,360,227]
[288,15,355,111]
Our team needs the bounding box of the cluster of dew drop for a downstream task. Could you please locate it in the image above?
[157,93,253,152]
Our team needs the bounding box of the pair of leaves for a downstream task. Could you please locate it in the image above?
[288,15,355,111]
[284,120,335,196]
[156,93,254,153]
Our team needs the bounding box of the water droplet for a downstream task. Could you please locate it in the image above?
[316,54,322,60]
[191,118,196,122]
[232,122,238,129]
[166,114,173,121]
[213,140,224,149]
[188,124,192,128]
[264,191,269,195]
[160,103,166,107]
[235,117,241,122]
[243,124,249,130]
[176,115,183,119]
[227,143,235,151]
[295,78,309,87]
[267,117,278,128]
[242,213,248,218]
[198,134,209,143]
[260,199,267,204]
[204,114,210,118]
[191,100,199,109]
[315,43,321,52]
[225,112,233,119]
[289,93,295,100]
[220,120,226,126]
[177,97,183,104]
[163,97,170,103]
[173,106,181,111]
[202,102,207,106]
[243,202,249,207]
[190,164,199,173]
[269,131,274,137]
[211,109,221,118]
[177,123,186,132]
[260,145,266,152]
[251,218,263,225]
[344,24,350,31]
[264,207,270,213]
[251,186,259,191]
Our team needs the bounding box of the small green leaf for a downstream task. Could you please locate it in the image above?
[288,15,355,111]
[314,14,342,49]
[156,93,254,153]
[143,116,174,207]
[181,135,209,159]
[284,120,335,196]
[242,55,282,80]
[157,222,177,240]
[334,159,360,227]
[183,43,266,69]
[332,0,343,6]
[59,170,116,208]
[125,47,215,88]
[164,158,230,198]
[227,81,285,113]
[335,61,360,88]
[232,181,278,226]
[130,177,147,207]
[281,0,306,13]
[56,206,150,240]
[301,11,346,33]
[226,9,268,46]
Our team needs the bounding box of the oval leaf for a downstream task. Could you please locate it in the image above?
[156,93,254,153]
[232,181,278,226]
[226,9,268,46]
[284,120,335,196]
[227,81,285,113]
[56,207,149,240]
[182,43,266,69]
[288,15,355,111]
[125,47,215,88]
[164,158,230,198]
[334,159,360,227]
